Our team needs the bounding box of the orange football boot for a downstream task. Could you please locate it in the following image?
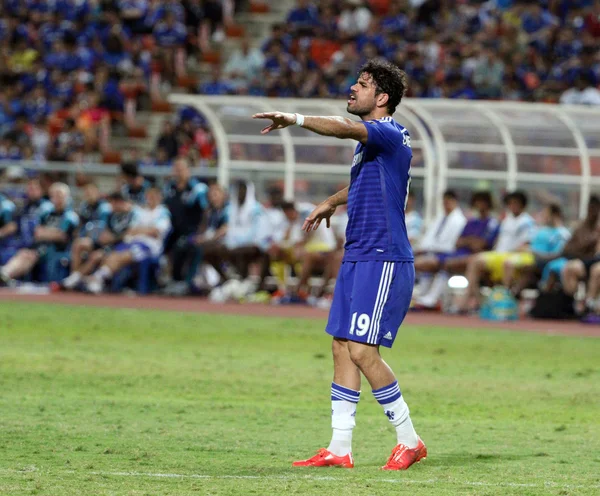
[292,449,354,468]
[382,438,427,470]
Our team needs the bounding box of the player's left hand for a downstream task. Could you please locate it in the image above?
[252,112,297,134]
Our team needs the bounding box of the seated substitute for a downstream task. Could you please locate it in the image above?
[61,182,112,286]
[413,191,498,310]
[59,191,136,290]
[84,187,171,294]
[413,189,467,296]
[456,190,535,312]
[162,157,209,283]
[270,201,338,299]
[551,196,600,295]
[190,182,230,283]
[0,183,78,285]
[502,203,570,295]
[120,162,152,205]
[404,190,423,246]
[0,193,17,263]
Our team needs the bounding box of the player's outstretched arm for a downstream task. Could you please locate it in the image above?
[302,187,348,232]
[253,112,368,144]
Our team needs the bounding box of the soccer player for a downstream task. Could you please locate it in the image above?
[253,59,425,470]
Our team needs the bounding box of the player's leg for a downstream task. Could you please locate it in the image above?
[457,252,494,311]
[344,261,426,470]
[85,245,136,294]
[415,254,451,309]
[70,237,93,272]
[502,258,516,289]
[584,261,600,313]
[62,238,95,289]
[0,249,40,283]
[293,262,357,468]
[561,259,585,296]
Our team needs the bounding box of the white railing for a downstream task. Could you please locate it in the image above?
[169,95,600,223]
[1,98,597,225]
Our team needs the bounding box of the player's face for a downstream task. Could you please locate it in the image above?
[26,180,42,201]
[146,189,162,209]
[473,199,489,215]
[173,161,190,182]
[83,184,99,203]
[507,198,524,216]
[347,73,377,117]
[442,195,455,214]
[50,190,67,211]
[208,185,225,208]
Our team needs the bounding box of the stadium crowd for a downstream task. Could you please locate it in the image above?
[1,163,600,322]
[0,0,230,165]
[216,0,600,104]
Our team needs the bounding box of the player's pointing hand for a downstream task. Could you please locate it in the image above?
[302,200,337,232]
[252,112,297,134]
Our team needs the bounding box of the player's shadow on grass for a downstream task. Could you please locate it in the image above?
[430,453,529,467]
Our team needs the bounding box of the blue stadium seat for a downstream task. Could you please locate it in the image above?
[110,257,161,295]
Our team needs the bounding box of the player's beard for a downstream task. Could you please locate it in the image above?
[347,99,376,117]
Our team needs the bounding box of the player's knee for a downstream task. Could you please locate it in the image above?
[89,251,103,263]
[331,338,349,360]
[347,342,377,368]
[590,263,600,279]
[565,260,584,278]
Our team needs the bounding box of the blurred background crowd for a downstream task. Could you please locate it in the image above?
[2,160,600,323]
[0,0,599,322]
[0,0,597,169]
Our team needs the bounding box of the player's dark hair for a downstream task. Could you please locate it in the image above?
[548,203,562,218]
[358,58,408,114]
[588,195,600,207]
[121,162,139,178]
[107,191,126,202]
[503,190,528,208]
[470,190,493,209]
[443,189,458,201]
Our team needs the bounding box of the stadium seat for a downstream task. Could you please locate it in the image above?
[110,258,161,295]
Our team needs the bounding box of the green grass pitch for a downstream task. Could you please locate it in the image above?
[1,301,599,495]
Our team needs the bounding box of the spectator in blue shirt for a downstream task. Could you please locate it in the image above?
[199,67,232,95]
[153,12,187,48]
[286,0,319,33]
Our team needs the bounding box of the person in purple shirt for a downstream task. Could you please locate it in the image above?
[413,191,498,309]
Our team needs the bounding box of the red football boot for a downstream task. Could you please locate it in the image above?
[382,438,427,470]
[292,449,354,468]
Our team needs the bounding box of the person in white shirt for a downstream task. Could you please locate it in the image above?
[85,187,172,294]
[414,190,467,273]
[405,191,423,246]
[338,0,372,37]
[413,190,467,299]
[223,37,265,91]
[456,191,536,312]
[559,75,600,106]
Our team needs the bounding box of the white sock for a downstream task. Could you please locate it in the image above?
[417,271,449,307]
[327,383,360,456]
[95,266,113,281]
[373,381,418,448]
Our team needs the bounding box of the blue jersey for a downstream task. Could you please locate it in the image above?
[0,193,16,229]
[344,117,413,262]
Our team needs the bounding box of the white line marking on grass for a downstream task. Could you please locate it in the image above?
[85,470,600,490]
[3,468,598,490]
